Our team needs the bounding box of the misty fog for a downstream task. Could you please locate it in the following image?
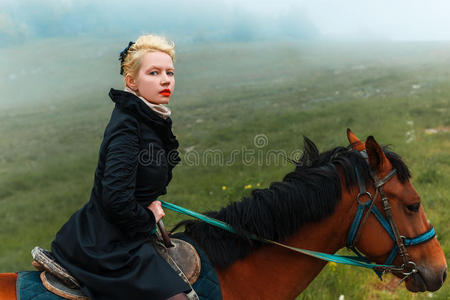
[1,0,450,47]
[1,0,449,109]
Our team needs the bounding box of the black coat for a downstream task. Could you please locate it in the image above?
[51,88,191,300]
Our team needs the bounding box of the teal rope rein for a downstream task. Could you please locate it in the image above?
[160,200,398,273]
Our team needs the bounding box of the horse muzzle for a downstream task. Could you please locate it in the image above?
[406,265,447,292]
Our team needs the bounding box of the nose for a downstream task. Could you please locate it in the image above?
[160,74,170,85]
[421,266,447,292]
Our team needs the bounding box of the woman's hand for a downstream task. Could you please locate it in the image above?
[148,201,165,223]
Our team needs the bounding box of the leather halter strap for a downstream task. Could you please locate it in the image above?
[346,165,436,279]
[346,168,395,249]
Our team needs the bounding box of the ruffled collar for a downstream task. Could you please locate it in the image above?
[109,88,171,127]
[123,86,171,119]
[108,88,180,167]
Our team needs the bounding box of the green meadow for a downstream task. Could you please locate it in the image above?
[0,37,449,299]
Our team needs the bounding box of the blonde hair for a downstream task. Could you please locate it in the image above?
[120,34,176,81]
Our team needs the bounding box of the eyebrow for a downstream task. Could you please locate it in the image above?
[146,65,175,71]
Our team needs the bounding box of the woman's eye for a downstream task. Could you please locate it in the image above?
[167,71,174,76]
[149,71,158,75]
[407,203,420,212]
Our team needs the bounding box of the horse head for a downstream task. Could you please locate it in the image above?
[346,129,447,292]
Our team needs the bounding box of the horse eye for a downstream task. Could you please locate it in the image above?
[407,203,420,212]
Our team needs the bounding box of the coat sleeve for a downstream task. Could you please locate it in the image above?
[101,119,156,238]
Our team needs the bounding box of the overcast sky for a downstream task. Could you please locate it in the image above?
[226,0,450,40]
[1,0,450,44]
[302,0,450,40]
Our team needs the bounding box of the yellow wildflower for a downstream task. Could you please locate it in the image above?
[244,184,252,189]
[329,262,337,271]
[222,186,227,191]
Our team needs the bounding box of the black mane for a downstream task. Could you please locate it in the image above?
[174,137,410,269]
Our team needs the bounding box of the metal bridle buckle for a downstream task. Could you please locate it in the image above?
[356,192,373,205]
[402,261,417,275]
[398,261,418,285]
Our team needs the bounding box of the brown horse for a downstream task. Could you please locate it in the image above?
[180,130,447,299]
[1,130,447,299]
[0,273,17,299]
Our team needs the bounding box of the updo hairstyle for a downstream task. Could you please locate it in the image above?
[120,34,176,82]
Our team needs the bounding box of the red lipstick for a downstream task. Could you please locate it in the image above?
[160,89,171,96]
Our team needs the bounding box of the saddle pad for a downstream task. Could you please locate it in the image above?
[17,271,65,300]
[172,233,223,300]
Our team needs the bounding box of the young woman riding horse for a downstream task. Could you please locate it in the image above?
[0,130,447,299]
[50,35,191,300]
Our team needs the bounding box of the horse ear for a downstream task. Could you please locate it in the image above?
[347,128,365,151]
[365,136,392,172]
[299,136,319,166]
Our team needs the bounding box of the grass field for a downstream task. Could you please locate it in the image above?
[0,37,449,299]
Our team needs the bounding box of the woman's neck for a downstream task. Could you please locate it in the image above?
[123,86,171,119]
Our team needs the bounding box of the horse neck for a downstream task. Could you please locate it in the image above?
[216,184,357,300]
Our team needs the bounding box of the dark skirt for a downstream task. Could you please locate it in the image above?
[51,201,191,300]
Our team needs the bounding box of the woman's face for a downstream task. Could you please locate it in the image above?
[128,51,175,105]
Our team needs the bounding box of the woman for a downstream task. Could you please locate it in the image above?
[51,34,191,300]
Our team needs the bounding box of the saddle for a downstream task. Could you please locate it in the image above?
[31,236,201,300]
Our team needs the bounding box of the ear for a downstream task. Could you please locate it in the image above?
[347,128,365,151]
[301,136,319,166]
[365,136,392,172]
[125,74,138,91]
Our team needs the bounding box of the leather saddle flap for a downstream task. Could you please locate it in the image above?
[154,238,201,285]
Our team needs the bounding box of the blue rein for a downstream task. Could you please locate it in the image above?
[159,166,436,280]
[160,200,405,272]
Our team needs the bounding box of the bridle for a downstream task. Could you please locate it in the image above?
[158,146,438,281]
[346,151,436,282]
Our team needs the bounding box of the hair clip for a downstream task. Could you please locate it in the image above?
[119,41,135,75]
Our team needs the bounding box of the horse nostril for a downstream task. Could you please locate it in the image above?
[443,269,447,283]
